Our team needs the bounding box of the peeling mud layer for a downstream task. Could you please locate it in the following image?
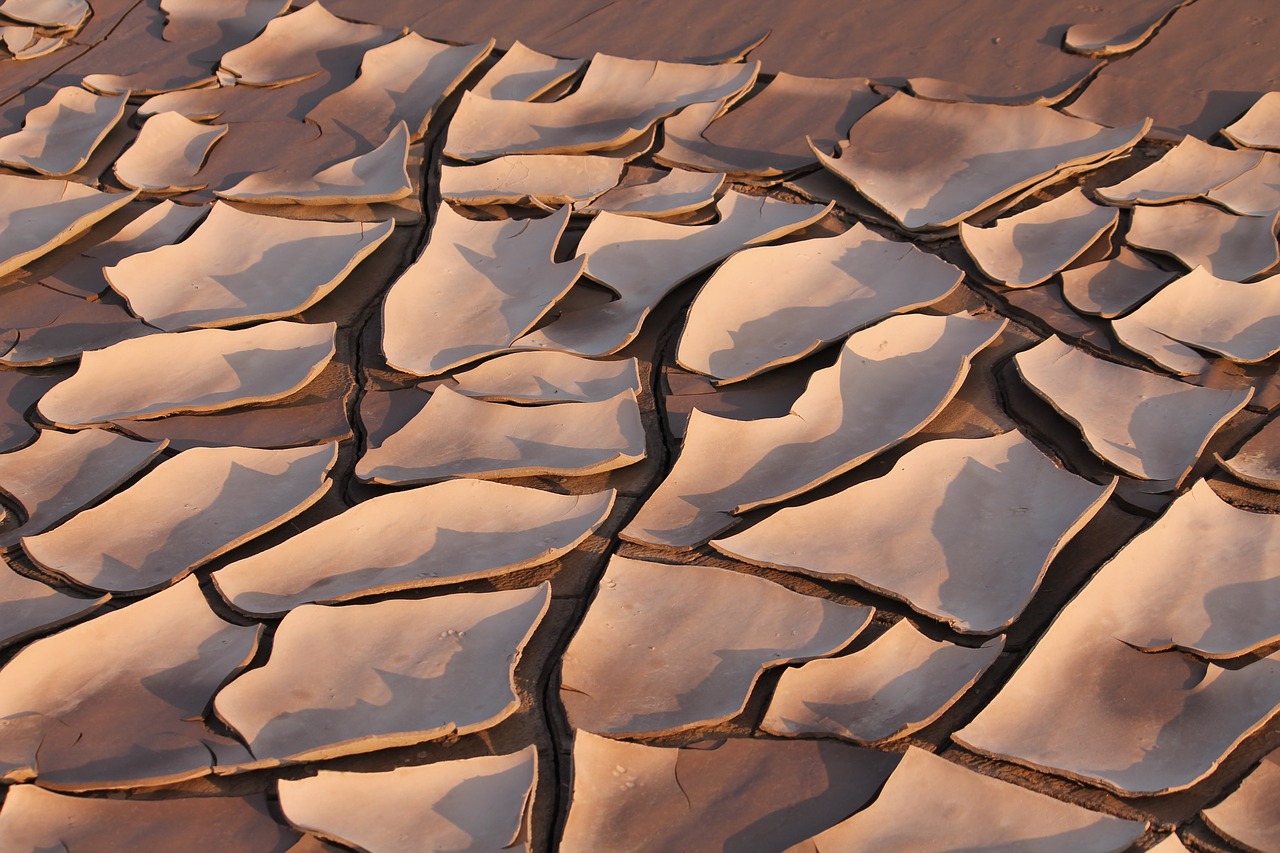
[1,1,1280,851]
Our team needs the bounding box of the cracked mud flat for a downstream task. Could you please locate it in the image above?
[2,1,1280,851]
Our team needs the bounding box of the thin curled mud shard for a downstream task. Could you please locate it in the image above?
[956,481,1280,795]
[214,584,550,766]
[40,200,207,298]
[0,786,298,852]
[1112,266,1280,375]
[0,0,89,28]
[0,577,259,791]
[80,0,291,96]
[1060,247,1176,318]
[440,154,624,206]
[444,53,758,161]
[1126,202,1280,282]
[1073,481,1280,660]
[37,321,337,426]
[305,34,493,144]
[1014,336,1251,482]
[0,177,138,279]
[218,122,412,205]
[678,222,963,383]
[560,732,899,853]
[1209,151,1280,215]
[1221,416,1280,490]
[0,87,128,176]
[761,621,1004,743]
[356,387,646,485]
[580,167,724,218]
[1097,136,1262,205]
[0,428,166,548]
[279,747,536,853]
[624,311,1007,548]
[1223,92,1280,150]
[112,111,228,192]
[0,555,106,652]
[105,203,392,330]
[5,33,66,60]
[514,193,830,358]
[217,2,400,86]
[959,189,1118,287]
[800,747,1146,852]
[22,443,337,593]
[213,480,614,614]
[656,72,882,177]
[382,203,583,376]
[560,555,874,736]
[1063,4,1182,57]
[1202,747,1280,853]
[715,430,1115,634]
[0,283,153,367]
[0,371,65,454]
[813,92,1149,230]
[448,352,641,403]
[470,40,583,102]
